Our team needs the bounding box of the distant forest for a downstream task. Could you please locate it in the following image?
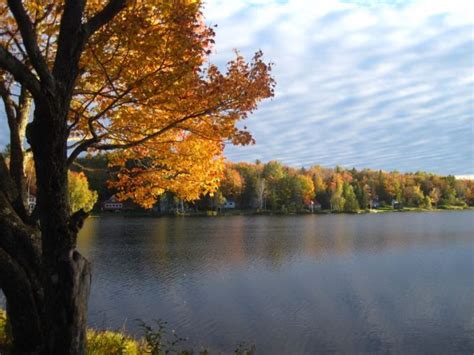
[73,155,474,213]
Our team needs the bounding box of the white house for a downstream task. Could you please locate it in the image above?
[27,195,36,213]
[102,196,123,211]
[223,200,236,209]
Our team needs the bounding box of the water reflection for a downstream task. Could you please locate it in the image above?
[78,212,474,353]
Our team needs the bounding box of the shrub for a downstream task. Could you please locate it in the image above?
[86,329,140,355]
[0,309,11,349]
[0,310,253,354]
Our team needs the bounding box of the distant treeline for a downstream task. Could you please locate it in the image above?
[74,155,473,213]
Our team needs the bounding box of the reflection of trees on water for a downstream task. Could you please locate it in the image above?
[76,213,474,352]
[77,212,473,280]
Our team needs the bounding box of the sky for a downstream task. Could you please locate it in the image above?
[0,0,472,176]
[204,0,474,175]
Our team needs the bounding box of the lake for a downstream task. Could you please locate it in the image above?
[77,211,474,354]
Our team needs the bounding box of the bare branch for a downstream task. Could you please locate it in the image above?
[95,109,214,151]
[66,137,100,167]
[0,45,41,99]
[0,80,16,123]
[6,0,53,87]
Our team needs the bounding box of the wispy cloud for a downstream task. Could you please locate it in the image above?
[206,0,474,175]
[0,1,472,175]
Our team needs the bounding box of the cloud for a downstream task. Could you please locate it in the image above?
[0,1,472,175]
[206,0,474,175]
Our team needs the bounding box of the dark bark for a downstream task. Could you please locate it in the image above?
[0,249,43,353]
[0,1,127,353]
[1,117,92,354]
[0,66,92,355]
[1,85,32,214]
[0,45,42,99]
[6,0,53,86]
[0,159,44,353]
[25,100,91,355]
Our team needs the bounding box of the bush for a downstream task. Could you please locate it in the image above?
[0,310,253,354]
[137,319,190,354]
[0,309,11,349]
[87,329,140,355]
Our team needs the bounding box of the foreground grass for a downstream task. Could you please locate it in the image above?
[0,310,254,354]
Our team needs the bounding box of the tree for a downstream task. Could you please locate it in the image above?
[343,182,359,212]
[0,1,274,353]
[73,154,113,201]
[429,188,441,208]
[404,185,425,207]
[276,175,294,211]
[295,174,315,207]
[422,195,432,209]
[464,183,474,206]
[262,161,285,210]
[312,172,329,209]
[277,174,314,211]
[355,183,371,210]
[234,162,263,209]
[256,176,266,209]
[329,174,345,211]
[384,173,402,203]
[219,165,244,202]
[68,172,98,213]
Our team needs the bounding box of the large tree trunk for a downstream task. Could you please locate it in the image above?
[0,1,127,352]
[0,83,91,354]
[5,245,92,355]
[1,233,91,355]
[41,251,91,355]
[2,102,93,355]
[0,248,43,353]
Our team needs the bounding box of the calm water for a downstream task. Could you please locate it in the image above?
[77,211,474,354]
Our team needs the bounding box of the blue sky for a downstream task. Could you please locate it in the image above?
[0,0,472,176]
[205,0,474,175]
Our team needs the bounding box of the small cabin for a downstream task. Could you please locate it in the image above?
[102,196,123,211]
[391,199,402,209]
[223,200,236,209]
[369,199,380,209]
[308,200,322,212]
[27,195,36,213]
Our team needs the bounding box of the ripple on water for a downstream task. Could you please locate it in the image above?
[77,212,474,353]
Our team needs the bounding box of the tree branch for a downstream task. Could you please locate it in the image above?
[84,0,128,37]
[0,45,41,99]
[0,154,18,203]
[6,0,53,87]
[52,0,87,83]
[0,81,29,210]
[66,137,100,167]
[0,81,16,123]
[95,109,214,151]
[0,191,42,278]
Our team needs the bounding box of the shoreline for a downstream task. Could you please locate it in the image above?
[91,206,473,218]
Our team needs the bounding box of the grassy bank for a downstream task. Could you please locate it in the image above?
[0,310,254,355]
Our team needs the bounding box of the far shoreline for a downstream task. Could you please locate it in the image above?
[90,205,473,218]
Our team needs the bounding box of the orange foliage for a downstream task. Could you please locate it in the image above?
[0,0,275,208]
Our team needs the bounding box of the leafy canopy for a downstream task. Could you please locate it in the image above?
[0,0,275,208]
